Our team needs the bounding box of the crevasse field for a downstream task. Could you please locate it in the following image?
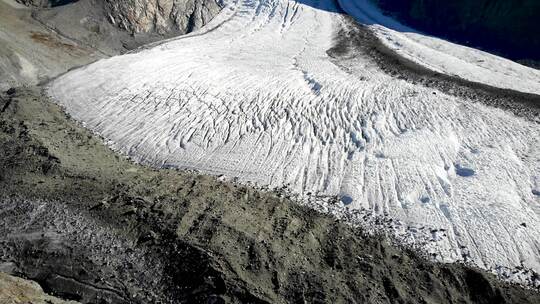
[48,0,540,285]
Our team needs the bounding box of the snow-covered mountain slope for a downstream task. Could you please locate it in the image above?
[48,0,540,285]
[338,0,540,95]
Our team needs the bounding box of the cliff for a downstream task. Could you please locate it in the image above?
[105,0,222,35]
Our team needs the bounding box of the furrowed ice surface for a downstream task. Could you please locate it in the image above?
[49,0,540,285]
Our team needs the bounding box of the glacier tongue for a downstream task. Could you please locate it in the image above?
[48,0,540,285]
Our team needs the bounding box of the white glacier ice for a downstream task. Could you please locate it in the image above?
[48,0,540,285]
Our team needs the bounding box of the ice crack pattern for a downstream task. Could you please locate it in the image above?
[49,0,540,286]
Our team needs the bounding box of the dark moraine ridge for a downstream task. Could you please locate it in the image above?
[372,0,540,65]
[328,17,540,123]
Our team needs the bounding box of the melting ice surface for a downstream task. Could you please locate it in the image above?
[49,0,540,284]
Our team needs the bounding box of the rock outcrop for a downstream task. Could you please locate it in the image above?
[18,0,222,35]
[104,0,222,35]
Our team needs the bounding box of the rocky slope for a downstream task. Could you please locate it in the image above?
[373,0,540,64]
[18,0,222,35]
[0,273,79,304]
[1,0,222,90]
[0,0,102,91]
[21,0,223,54]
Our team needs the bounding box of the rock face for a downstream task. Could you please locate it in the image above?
[104,0,222,34]
[373,0,540,63]
[18,0,222,35]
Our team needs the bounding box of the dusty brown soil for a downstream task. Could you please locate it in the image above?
[29,31,86,54]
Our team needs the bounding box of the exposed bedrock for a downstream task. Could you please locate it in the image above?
[18,0,223,36]
[104,0,223,35]
[372,0,540,64]
[27,0,223,54]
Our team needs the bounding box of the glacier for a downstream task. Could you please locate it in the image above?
[48,0,540,285]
